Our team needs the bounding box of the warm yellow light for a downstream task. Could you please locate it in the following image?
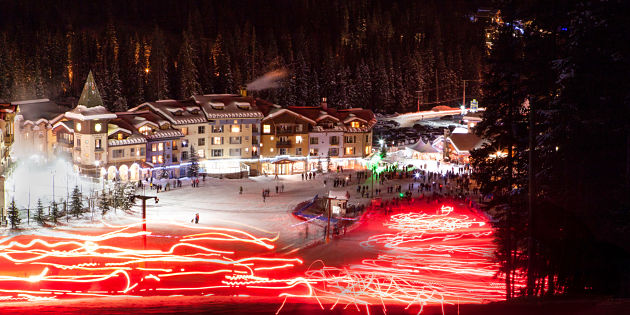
[76,122,82,132]
[145,68,150,74]
[94,123,102,132]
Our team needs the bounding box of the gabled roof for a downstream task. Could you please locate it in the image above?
[448,133,486,153]
[13,99,71,123]
[192,94,264,119]
[129,100,206,125]
[262,108,316,125]
[77,71,105,108]
[52,120,75,133]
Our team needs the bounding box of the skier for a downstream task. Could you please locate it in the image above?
[195,213,199,224]
[239,186,243,194]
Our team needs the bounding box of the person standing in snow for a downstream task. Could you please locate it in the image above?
[239,186,243,194]
[195,213,199,224]
[262,189,266,202]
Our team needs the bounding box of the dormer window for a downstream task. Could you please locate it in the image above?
[139,125,152,135]
[117,133,123,140]
[173,111,183,116]
[350,121,360,128]
[76,122,82,132]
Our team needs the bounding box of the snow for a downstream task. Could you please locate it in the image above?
[65,105,117,121]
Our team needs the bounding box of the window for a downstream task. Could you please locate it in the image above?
[344,136,356,144]
[113,149,124,158]
[94,123,102,132]
[182,151,189,160]
[139,147,145,156]
[295,135,303,144]
[152,156,157,163]
[117,133,123,140]
[279,148,287,155]
[139,125,152,135]
[351,121,360,128]
[166,141,171,149]
[198,138,205,146]
[263,124,271,134]
[152,144,157,152]
[330,136,339,145]
[310,137,318,145]
[365,146,370,155]
[295,124,303,132]
[181,127,188,135]
[130,148,135,156]
[212,149,223,157]
[172,155,178,163]
[229,136,241,144]
[182,140,188,147]
[229,148,241,156]
[296,148,302,155]
[76,138,80,146]
[310,148,319,155]
[172,140,177,149]
[231,125,240,133]
[212,137,223,145]
[95,139,101,149]
[157,155,164,164]
[198,149,205,158]
[158,143,164,151]
[270,148,274,152]
[329,148,339,156]
[76,122,82,132]
[345,147,355,155]
[198,126,205,134]
[212,125,223,133]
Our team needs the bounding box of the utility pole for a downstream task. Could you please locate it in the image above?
[325,195,332,243]
[135,195,157,249]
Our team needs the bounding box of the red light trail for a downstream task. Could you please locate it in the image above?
[0,204,520,313]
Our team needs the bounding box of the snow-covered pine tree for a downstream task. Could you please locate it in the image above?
[188,145,199,177]
[70,185,83,218]
[99,193,111,215]
[7,198,20,229]
[35,198,45,225]
[50,201,59,223]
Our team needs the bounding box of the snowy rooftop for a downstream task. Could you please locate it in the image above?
[193,94,264,119]
[130,100,207,125]
[65,105,117,121]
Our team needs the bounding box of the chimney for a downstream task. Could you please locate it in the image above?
[239,86,247,97]
[320,97,328,110]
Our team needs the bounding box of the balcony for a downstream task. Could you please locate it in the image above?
[276,128,294,134]
[276,140,292,148]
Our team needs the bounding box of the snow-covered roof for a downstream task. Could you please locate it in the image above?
[65,105,117,121]
[129,101,207,125]
[145,129,184,140]
[406,139,439,153]
[328,190,350,200]
[108,134,147,147]
[193,94,264,120]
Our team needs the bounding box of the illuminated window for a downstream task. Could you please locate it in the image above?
[157,155,164,163]
[76,122,82,132]
[345,147,355,155]
[270,136,274,141]
[117,133,123,140]
[94,123,102,132]
[151,144,157,152]
[198,149,205,158]
[95,139,101,149]
[139,125,152,135]
[263,125,271,134]
[231,124,240,133]
[295,135,303,144]
[212,137,222,145]
[351,121,360,128]
[181,127,188,135]
[152,156,157,163]
[158,143,164,151]
[365,146,370,155]
[270,148,274,152]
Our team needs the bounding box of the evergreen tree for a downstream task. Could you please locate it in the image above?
[70,185,83,218]
[7,198,20,229]
[177,31,201,99]
[99,193,111,215]
[34,198,45,225]
[188,145,199,177]
[50,201,60,224]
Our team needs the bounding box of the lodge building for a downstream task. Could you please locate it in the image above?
[5,72,376,180]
